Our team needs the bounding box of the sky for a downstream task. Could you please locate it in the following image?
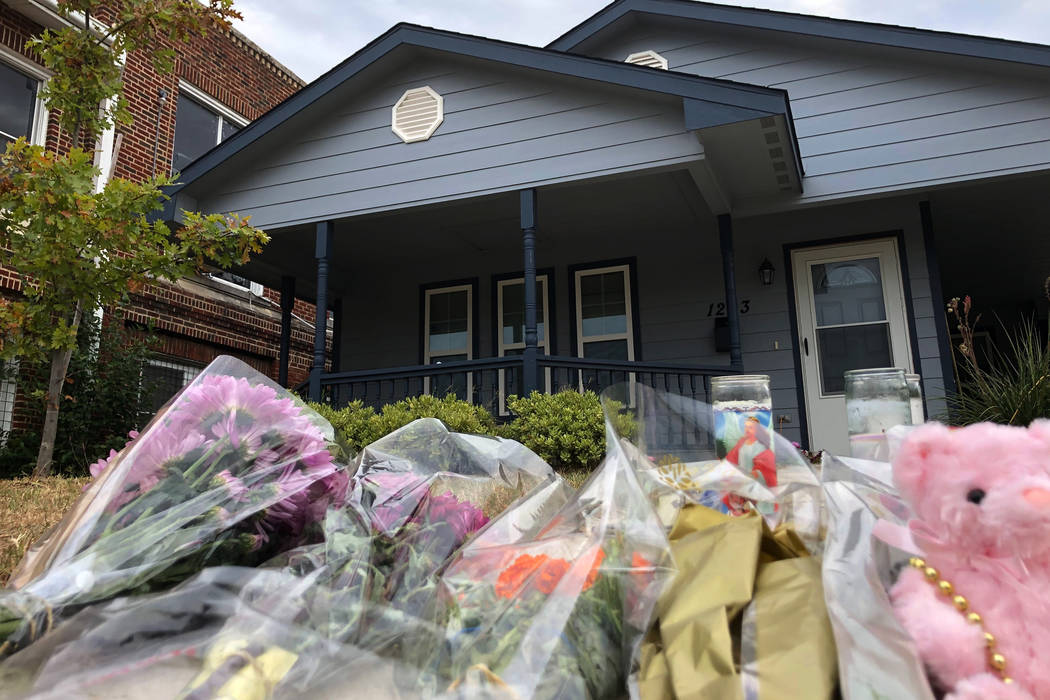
[233,0,1050,83]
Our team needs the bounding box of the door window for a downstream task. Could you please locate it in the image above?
[810,258,892,394]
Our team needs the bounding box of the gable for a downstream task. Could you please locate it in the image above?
[574,16,1050,212]
[169,26,801,229]
[183,53,709,229]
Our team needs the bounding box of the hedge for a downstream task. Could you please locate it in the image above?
[310,390,633,473]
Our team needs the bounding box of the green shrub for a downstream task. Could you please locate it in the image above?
[310,393,497,454]
[0,314,157,477]
[309,400,382,455]
[947,303,1050,426]
[499,391,635,472]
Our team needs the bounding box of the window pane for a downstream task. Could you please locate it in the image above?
[582,339,629,361]
[811,258,886,327]
[428,290,469,354]
[0,61,37,146]
[580,271,626,337]
[501,279,546,346]
[172,94,220,171]
[220,119,240,142]
[143,361,197,413]
[817,323,892,394]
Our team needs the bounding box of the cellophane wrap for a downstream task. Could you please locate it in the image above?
[612,386,824,556]
[0,356,347,658]
[2,416,629,698]
[819,453,934,700]
[610,385,836,699]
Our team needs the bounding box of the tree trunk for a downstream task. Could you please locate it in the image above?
[33,304,82,477]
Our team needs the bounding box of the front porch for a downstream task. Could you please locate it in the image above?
[267,170,748,416]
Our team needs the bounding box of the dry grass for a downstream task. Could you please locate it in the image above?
[0,477,88,586]
[0,470,594,587]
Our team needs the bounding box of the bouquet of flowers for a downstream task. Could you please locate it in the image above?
[0,356,347,657]
[426,421,675,699]
[0,418,570,697]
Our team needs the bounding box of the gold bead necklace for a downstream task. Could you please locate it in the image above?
[907,557,1013,685]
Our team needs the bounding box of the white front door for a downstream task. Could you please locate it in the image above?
[792,238,913,454]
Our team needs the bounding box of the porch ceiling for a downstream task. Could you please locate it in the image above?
[231,168,714,304]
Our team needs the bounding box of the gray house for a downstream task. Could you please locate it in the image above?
[159,0,1050,454]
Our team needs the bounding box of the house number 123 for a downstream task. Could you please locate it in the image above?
[706,300,751,316]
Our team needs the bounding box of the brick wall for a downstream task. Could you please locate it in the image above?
[0,4,323,442]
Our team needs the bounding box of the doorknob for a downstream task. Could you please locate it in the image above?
[803,338,809,356]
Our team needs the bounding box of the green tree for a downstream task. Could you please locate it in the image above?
[0,0,268,476]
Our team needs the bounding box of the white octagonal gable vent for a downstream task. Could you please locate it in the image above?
[625,50,668,70]
[392,86,444,143]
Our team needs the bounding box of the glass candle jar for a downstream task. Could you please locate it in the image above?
[906,373,924,425]
[845,368,912,459]
[711,375,773,459]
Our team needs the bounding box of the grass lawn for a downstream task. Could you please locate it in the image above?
[0,477,89,586]
[0,469,592,586]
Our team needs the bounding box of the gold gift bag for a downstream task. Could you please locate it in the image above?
[640,506,837,700]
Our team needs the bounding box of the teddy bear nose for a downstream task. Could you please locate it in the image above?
[1023,487,1050,507]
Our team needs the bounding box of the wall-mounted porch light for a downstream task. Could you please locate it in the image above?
[758,258,775,287]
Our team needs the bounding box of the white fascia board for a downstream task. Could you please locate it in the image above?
[3,0,112,44]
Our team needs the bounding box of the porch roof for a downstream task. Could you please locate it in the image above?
[160,23,802,226]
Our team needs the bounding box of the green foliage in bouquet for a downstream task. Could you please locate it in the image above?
[310,395,496,454]
[0,314,157,477]
[947,295,1050,426]
[500,391,636,472]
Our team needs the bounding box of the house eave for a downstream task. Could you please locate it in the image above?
[547,0,1050,70]
[162,22,801,208]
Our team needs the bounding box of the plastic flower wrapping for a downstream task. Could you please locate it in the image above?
[4,359,1015,700]
[0,356,347,658]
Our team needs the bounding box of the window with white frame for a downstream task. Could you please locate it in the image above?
[0,360,18,442]
[497,275,550,413]
[575,264,635,361]
[0,52,48,147]
[143,358,202,413]
[207,269,264,296]
[171,83,247,172]
[424,284,473,400]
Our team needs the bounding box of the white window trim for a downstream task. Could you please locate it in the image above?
[424,283,474,400]
[424,283,474,364]
[0,359,18,443]
[497,276,551,414]
[0,47,50,147]
[574,264,635,361]
[179,80,249,131]
[497,276,549,356]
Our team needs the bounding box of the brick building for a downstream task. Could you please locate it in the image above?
[0,0,319,434]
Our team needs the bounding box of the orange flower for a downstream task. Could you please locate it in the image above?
[494,553,547,599]
[535,557,571,594]
[582,548,606,591]
[631,552,654,588]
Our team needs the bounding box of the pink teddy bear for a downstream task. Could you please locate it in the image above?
[890,421,1050,700]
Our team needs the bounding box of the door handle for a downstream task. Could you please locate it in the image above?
[803,338,809,356]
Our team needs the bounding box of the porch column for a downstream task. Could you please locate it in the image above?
[309,221,333,402]
[717,213,744,370]
[278,275,295,387]
[331,297,343,374]
[521,189,539,394]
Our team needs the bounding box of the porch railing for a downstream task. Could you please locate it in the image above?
[310,355,736,412]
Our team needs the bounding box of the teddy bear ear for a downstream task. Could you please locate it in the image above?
[1026,419,1050,447]
[892,422,953,503]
